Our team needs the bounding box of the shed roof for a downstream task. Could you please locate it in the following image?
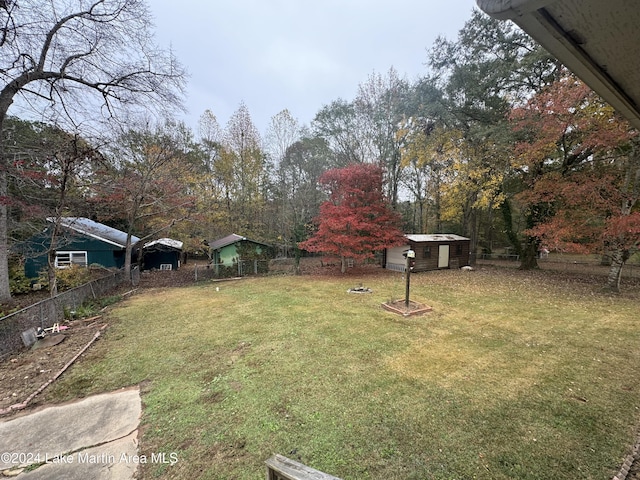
[47,217,139,248]
[209,234,246,250]
[406,234,470,243]
[476,0,640,130]
[209,233,270,250]
[143,238,183,250]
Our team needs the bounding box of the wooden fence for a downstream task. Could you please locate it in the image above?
[265,455,342,480]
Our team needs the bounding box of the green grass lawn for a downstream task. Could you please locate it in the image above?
[44,267,640,479]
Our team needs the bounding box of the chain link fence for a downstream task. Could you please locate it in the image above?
[0,270,128,359]
[477,254,640,279]
[194,260,270,282]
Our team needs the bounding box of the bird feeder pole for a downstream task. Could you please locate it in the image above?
[405,249,415,308]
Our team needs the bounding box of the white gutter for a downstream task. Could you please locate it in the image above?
[475,0,556,20]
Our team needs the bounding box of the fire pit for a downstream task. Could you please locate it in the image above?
[347,284,372,294]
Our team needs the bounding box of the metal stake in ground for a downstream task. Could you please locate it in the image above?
[404,249,415,308]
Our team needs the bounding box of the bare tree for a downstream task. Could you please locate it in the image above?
[42,131,103,296]
[95,120,196,281]
[265,109,301,166]
[265,109,301,253]
[222,102,267,235]
[0,0,186,300]
[355,67,409,207]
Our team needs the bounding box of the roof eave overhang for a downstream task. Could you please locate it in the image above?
[476,0,640,131]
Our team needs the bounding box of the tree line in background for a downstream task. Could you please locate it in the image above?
[2,4,639,300]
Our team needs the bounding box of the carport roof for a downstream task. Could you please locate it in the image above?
[476,0,640,130]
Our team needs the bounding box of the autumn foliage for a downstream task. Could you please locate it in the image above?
[509,72,640,289]
[299,164,405,271]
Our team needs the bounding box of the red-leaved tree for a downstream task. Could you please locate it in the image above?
[510,72,639,291]
[299,163,405,273]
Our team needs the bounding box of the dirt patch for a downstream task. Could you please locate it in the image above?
[0,264,213,417]
[0,316,109,416]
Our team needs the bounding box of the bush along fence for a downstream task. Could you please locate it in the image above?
[0,270,129,359]
[194,260,270,282]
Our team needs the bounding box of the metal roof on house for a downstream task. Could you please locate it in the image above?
[406,234,470,243]
[47,217,140,248]
[209,233,270,251]
[209,234,246,251]
[143,238,184,250]
[476,0,640,130]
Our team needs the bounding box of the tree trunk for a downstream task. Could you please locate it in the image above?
[124,234,133,284]
[293,255,300,275]
[434,185,442,232]
[292,223,304,275]
[605,248,629,293]
[466,207,479,266]
[519,237,540,270]
[500,198,523,258]
[47,251,58,297]
[418,199,425,233]
[47,238,58,298]
[0,170,10,302]
[340,255,346,274]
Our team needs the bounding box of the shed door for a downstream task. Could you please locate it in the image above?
[438,245,450,268]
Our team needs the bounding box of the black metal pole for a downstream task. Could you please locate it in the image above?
[405,255,411,308]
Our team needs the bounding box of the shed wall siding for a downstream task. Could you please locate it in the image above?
[143,251,180,270]
[386,245,410,270]
[214,241,265,265]
[384,239,470,272]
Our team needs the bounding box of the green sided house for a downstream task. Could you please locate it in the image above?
[209,234,273,274]
[23,217,140,278]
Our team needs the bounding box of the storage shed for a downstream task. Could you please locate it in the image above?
[209,234,272,265]
[142,238,183,271]
[22,217,140,278]
[384,234,471,272]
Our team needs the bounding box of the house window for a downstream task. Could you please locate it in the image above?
[55,251,88,269]
[456,244,463,256]
[423,246,431,258]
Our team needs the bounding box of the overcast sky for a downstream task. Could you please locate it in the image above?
[149,1,479,137]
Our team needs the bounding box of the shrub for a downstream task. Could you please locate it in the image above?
[36,265,93,292]
[10,269,33,295]
[8,259,33,295]
[56,265,93,290]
